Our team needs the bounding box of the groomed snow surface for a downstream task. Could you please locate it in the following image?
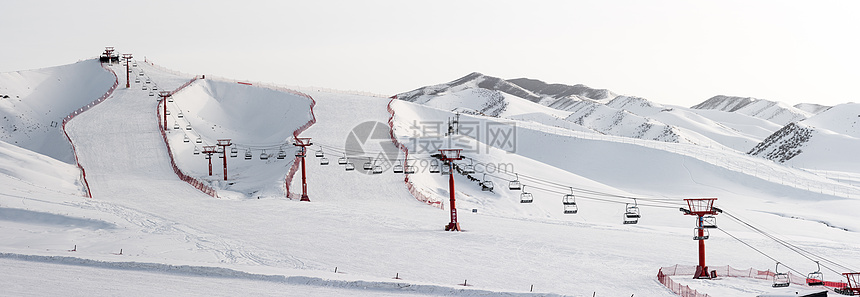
[1,60,859,296]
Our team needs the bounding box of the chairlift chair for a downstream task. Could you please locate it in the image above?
[509,173,522,191]
[393,161,404,173]
[139,72,144,76]
[807,261,824,286]
[405,164,416,174]
[481,174,494,192]
[183,135,190,143]
[277,149,286,159]
[315,149,324,158]
[295,148,305,158]
[230,147,238,158]
[244,150,252,160]
[563,187,578,214]
[193,147,200,155]
[151,85,157,90]
[134,78,140,83]
[185,124,191,130]
[338,154,348,165]
[195,137,202,143]
[320,157,329,165]
[701,215,717,229]
[177,112,183,118]
[372,165,383,174]
[363,158,373,171]
[260,150,269,160]
[142,85,148,90]
[773,262,791,288]
[149,91,154,96]
[520,186,534,203]
[345,162,355,171]
[693,227,709,240]
[165,110,171,115]
[482,180,494,191]
[173,124,180,130]
[429,161,440,173]
[625,199,641,218]
[167,97,173,102]
[623,200,640,224]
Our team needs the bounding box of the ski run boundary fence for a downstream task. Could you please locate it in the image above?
[156,76,220,198]
[277,86,316,200]
[657,264,847,297]
[62,61,119,198]
[387,99,443,208]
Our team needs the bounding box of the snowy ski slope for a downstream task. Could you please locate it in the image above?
[1,58,859,296]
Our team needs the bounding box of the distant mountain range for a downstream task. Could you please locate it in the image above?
[395,72,855,169]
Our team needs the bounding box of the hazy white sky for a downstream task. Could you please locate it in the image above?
[2,0,858,107]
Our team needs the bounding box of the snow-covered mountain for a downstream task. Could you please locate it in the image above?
[396,73,794,151]
[794,102,832,115]
[802,102,860,136]
[748,103,860,172]
[691,95,813,126]
[396,72,616,106]
[747,122,814,163]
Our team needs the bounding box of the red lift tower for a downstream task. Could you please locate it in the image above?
[102,47,116,64]
[681,198,720,279]
[203,145,216,176]
[839,273,860,295]
[122,53,133,88]
[217,139,231,181]
[440,149,463,231]
[293,138,313,201]
[159,91,171,130]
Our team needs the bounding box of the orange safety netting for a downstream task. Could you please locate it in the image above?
[657,264,848,297]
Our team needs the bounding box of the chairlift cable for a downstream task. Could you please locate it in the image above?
[716,227,805,276]
[512,182,680,209]
[480,172,686,208]
[720,210,856,273]
[471,162,690,203]
[721,210,850,272]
